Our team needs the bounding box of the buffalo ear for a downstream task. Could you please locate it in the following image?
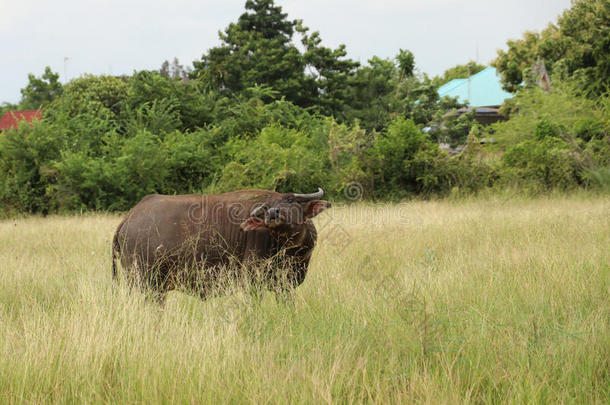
[303,200,331,219]
[240,217,266,232]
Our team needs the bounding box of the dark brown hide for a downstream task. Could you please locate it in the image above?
[112,190,325,299]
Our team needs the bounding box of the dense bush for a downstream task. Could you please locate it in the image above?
[372,118,447,197]
[217,123,331,193]
[502,137,581,191]
[1,73,608,215]
[0,71,471,213]
[485,83,609,192]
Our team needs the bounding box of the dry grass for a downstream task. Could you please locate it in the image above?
[0,195,609,403]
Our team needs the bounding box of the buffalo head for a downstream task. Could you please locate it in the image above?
[240,188,331,233]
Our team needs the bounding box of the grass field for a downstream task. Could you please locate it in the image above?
[1,195,609,403]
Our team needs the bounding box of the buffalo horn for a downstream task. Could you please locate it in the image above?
[250,204,265,217]
[293,188,324,201]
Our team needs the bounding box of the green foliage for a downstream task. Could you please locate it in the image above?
[502,137,581,191]
[19,66,63,110]
[493,0,610,95]
[372,118,449,197]
[534,117,559,140]
[344,54,467,134]
[125,70,217,131]
[396,49,415,78]
[573,117,606,142]
[299,26,360,117]
[344,57,398,131]
[327,120,376,197]
[51,75,128,118]
[162,130,219,194]
[1,0,608,215]
[585,137,610,168]
[191,0,358,116]
[0,118,67,213]
[444,132,498,196]
[584,166,610,191]
[492,83,605,146]
[217,123,330,193]
[487,83,609,191]
[3,68,606,215]
[434,111,477,147]
[191,0,301,95]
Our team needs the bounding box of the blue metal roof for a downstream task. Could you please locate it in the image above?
[437,67,513,107]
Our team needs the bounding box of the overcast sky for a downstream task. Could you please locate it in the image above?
[1,0,572,104]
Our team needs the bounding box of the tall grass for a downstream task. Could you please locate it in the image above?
[1,196,608,403]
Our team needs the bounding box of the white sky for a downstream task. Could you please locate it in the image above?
[1,0,572,104]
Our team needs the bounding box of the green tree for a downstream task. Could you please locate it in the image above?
[493,0,610,95]
[124,70,217,131]
[298,25,359,117]
[395,49,415,96]
[49,74,128,118]
[345,52,421,131]
[344,52,472,139]
[345,56,397,131]
[191,0,357,115]
[192,0,305,99]
[19,66,63,110]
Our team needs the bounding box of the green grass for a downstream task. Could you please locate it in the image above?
[1,195,609,403]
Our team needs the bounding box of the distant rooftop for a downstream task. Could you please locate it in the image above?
[0,110,43,131]
[437,67,513,107]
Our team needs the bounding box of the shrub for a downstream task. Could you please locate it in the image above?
[162,129,219,194]
[0,120,67,213]
[217,123,332,194]
[502,137,581,191]
[486,83,609,192]
[372,117,449,197]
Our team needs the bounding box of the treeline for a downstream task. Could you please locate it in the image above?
[0,0,608,214]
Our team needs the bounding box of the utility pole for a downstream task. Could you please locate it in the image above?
[63,57,69,83]
[476,41,479,65]
[467,64,471,104]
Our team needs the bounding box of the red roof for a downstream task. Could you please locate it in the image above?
[0,110,43,131]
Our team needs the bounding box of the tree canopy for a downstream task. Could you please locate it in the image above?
[19,66,63,110]
[191,0,358,116]
[493,0,610,95]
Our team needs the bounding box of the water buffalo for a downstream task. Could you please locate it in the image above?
[111,188,330,302]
